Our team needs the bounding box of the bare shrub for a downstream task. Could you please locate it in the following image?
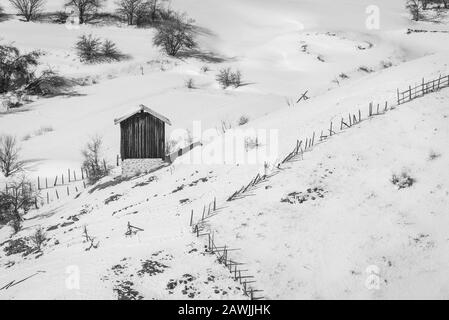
[25,69,76,96]
[65,0,104,24]
[115,0,147,25]
[0,45,41,94]
[0,176,39,232]
[201,65,210,73]
[406,0,425,21]
[75,34,102,63]
[9,0,46,21]
[0,135,24,177]
[391,170,416,189]
[216,68,242,88]
[238,115,249,126]
[30,227,46,251]
[101,39,126,62]
[81,135,110,184]
[152,12,197,56]
[76,35,125,63]
[184,78,195,89]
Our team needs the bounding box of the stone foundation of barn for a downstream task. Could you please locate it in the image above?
[121,159,165,177]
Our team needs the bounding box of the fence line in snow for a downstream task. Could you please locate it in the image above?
[188,197,264,300]
[226,73,448,203]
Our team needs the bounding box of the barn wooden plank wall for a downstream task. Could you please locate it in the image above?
[120,111,165,160]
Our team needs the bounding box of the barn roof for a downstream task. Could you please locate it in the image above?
[114,105,172,126]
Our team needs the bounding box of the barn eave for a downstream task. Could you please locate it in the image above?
[114,104,172,126]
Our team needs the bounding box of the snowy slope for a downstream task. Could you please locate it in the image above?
[1,0,449,300]
[1,0,448,180]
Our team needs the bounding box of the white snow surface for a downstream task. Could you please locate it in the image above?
[0,0,449,299]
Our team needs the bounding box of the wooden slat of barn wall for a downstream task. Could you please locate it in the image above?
[120,112,166,160]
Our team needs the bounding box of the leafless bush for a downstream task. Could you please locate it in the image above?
[0,135,24,177]
[65,0,104,24]
[0,176,39,232]
[9,0,45,21]
[115,0,147,25]
[76,34,102,63]
[185,78,195,89]
[152,12,197,56]
[0,45,41,94]
[25,69,77,96]
[101,39,127,62]
[407,0,426,21]
[30,227,46,250]
[81,135,110,184]
[76,35,126,63]
[216,68,242,89]
[201,65,210,73]
[238,115,249,126]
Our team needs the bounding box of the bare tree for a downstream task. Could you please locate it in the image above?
[0,175,38,232]
[153,12,197,56]
[8,0,46,21]
[116,0,145,25]
[82,135,110,184]
[65,0,104,24]
[0,135,24,177]
[406,0,425,20]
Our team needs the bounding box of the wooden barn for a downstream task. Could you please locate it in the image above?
[114,105,172,160]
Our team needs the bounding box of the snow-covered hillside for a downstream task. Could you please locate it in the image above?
[1,0,449,300]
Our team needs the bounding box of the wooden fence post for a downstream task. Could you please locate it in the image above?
[422,78,425,96]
